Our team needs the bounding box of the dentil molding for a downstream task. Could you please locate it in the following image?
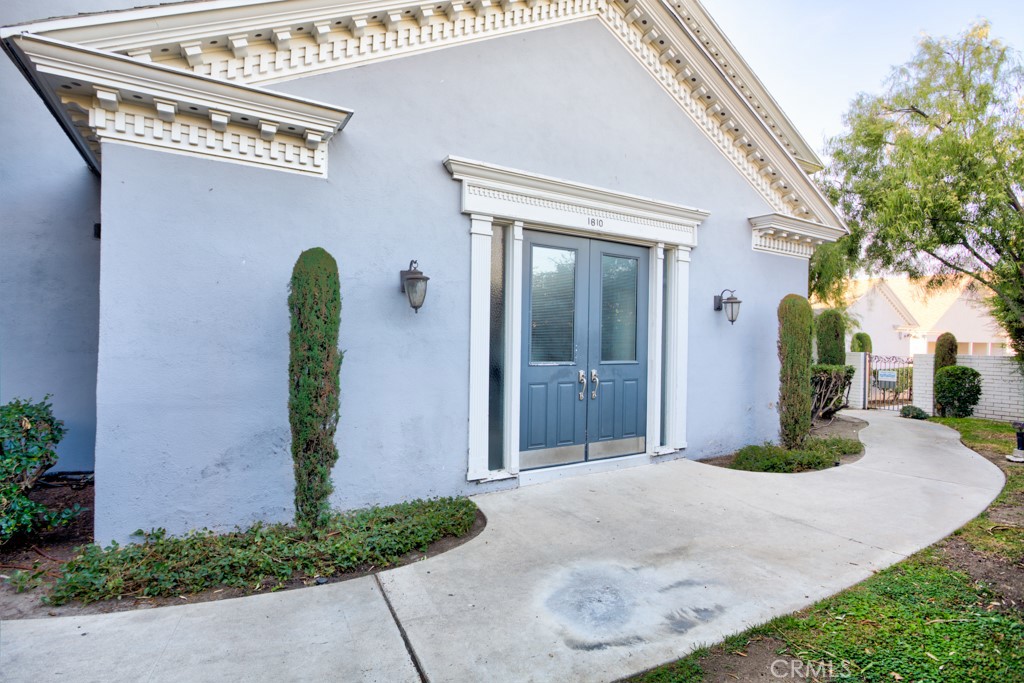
[7,34,352,177]
[2,0,846,230]
[748,213,846,260]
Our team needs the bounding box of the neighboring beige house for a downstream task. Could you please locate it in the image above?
[842,277,1013,358]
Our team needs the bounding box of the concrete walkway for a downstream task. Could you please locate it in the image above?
[0,411,1004,682]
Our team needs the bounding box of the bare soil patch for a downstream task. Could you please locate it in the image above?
[678,635,853,682]
[0,480,487,620]
[700,414,867,469]
[935,444,1024,616]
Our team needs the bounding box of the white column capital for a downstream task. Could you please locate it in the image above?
[469,214,494,236]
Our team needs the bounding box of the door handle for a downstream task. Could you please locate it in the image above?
[578,370,587,401]
[590,369,600,399]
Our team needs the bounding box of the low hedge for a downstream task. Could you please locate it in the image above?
[44,497,477,605]
[730,437,862,473]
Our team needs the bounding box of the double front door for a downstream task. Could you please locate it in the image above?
[520,231,649,470]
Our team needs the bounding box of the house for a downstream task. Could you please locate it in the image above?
[1,0,846,544]
[841,277,1013,358]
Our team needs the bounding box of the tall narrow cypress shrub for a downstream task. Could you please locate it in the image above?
[778,294,813,449]
[850,332,872,353]
[934,332,957,374]
[289,248,342,531]
[816,309,846,365]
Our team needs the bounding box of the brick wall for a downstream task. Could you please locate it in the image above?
[913,354,1023,421]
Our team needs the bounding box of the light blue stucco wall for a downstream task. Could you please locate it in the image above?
[0,1,150,471]
[88,18,805,542]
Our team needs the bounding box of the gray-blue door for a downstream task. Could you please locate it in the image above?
[520,231,648,470]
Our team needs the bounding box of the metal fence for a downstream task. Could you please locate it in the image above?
[868,355,914,411]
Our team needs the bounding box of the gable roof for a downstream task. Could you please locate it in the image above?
[844,277,979,333]
[1,0,845,232]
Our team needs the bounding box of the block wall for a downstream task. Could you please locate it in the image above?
[913,354,1023,422]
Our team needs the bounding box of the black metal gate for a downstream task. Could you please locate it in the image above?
[868,355,914,410]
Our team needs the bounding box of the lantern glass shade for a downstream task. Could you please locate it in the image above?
[714,289,741,325]
[723,295,741,324]
[405,275,428,312]
[400,260,430,312]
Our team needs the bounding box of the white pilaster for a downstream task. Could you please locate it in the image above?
[467,214,494,481]
[663,247,690,450]
[647,244,666,453]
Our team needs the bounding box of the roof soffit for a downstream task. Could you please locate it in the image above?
[5,33,352,176]
[673,0,823,173]
[2,0,845,223]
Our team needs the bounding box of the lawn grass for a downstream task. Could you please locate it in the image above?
[930,417,1017,456]
[633,417,1024,682]
[631,551,1024,683]
[24,497,477,605]
[729,436,862,473]
[931,417,1024,560]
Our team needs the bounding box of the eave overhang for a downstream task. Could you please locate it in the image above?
[3,32,353,176]
[2,0,846,221]
[748,212,846,260]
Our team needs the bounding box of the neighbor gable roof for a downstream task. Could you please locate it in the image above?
[845,277,978,333]
[1,0,846,234]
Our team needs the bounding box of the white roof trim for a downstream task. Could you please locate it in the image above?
[446,156,709,247]
[748,212,845,260]
[874,281,920,328]
[3,0,846,213]
[670,0,823,173]
[6,33,352,176]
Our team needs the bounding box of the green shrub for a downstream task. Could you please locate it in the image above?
[934,366,983,418]
[810,364,855,419]
[729,436,860,473]
[900,405,929,419]
[289,248,342,531]
[731,443,833,473]
[850,332,872,353]
[1,397,80,545]
[47,497,478,605]
[778,295,813,449]
[815,309,846,365]
[934,332,958,374]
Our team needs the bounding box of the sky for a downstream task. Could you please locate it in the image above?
[699,0,1024,158]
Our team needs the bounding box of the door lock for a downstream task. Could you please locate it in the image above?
[578,369,587,401]
[590,369,600,399]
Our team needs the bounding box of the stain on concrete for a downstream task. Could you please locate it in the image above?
[565,635,645,651]
[545,567,636,634]
[541,561,732,650]
[665,609,698,633]
[657,578,704,593]
[664,604,724,634]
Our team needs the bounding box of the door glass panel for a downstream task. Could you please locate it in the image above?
[530,245,576,363]
[601,254,638,362]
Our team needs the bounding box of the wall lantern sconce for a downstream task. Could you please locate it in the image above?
[714,289,741,325]
[400,260,430,313]
[1010,421,1024,463]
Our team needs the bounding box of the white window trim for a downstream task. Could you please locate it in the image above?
[445,156,709,482]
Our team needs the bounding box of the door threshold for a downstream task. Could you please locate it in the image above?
[517,452,651,487]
